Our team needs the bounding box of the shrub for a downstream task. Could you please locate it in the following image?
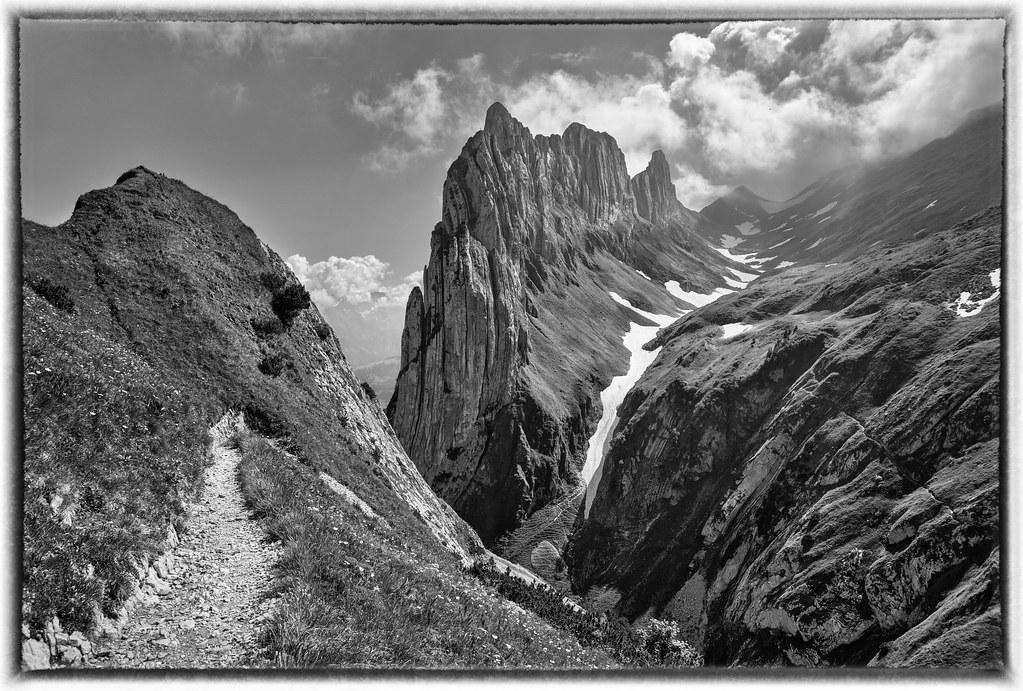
[251,315,285,337]
[314,322,331,340]
[468,560,702,668]
[360,382,377,401]
[258,352,291,377]
[271,285,311,326]
[634,618,703,667]
[260,271,287,293]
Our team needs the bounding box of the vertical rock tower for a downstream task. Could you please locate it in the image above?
[388,103,736,542]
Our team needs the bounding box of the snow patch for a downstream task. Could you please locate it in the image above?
[767,222,790,232]
[816,215,832,224]
[609,291,677,327]
[769,237,793,250]
[807,238,825,250]
[665,281,734,308]
[811,201,837,218]
[636,269,652,281]
[719,323,754,340]
[583,296,684,516]
[950,269,1001,318]
[925,199,937,210]
[729,267,759,283]
[736,221,760,236]
[714,246,759,266]
[720,234,743,249]
[775,261,796,269]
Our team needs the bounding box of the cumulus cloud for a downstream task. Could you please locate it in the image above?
[351,62,688,176]
[286,254,421,311]
[349,19,1003,203]
[158,22,352,62]
[503,73,689,174]
[666,19,1003,195]
[672,165,733,210]
[350,56,497,172]
[667,33,715,70]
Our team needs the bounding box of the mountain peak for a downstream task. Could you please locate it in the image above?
[482,101,531,151]
[483,101,514,130]
[630,149,680,223]
[115,165,158,186]
[648,149,670,171]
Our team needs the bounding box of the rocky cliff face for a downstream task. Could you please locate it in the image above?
[569,206,1002,667]
[388,103,740,543]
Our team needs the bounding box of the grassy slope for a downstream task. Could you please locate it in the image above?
[233,428,615,668]
[21,167,475,641]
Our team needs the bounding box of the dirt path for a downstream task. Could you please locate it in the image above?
[92,413,280,669]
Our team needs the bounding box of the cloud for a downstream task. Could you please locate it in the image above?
[286,254,421,311]
[505,73,691,174]
[667,33,715,70]
[666,19,1003,190]
[349,20,1002,201]
[158,22,352,62]
[672,165,733,210]
[350,56,496,172]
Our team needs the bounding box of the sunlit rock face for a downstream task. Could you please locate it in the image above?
[388,103,739,543]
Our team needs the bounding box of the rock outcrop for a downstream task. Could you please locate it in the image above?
[388,103,740,543]
[569,206,1002,667]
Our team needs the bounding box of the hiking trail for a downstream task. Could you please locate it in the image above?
[92,412,280,669]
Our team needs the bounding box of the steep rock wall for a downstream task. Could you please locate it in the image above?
[389,103,739,543]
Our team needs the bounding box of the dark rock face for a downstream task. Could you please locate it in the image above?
[388,103,740,543]
[570,207,1002,667]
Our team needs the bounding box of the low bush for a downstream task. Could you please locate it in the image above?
[251,315,285,338]
[259,271,287,293]
[258,352,291,377]
[314,322,332,340]
[270,285,310,326]
[469,559,702,667]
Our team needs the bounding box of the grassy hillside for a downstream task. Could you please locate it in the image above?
[21,167,478,641]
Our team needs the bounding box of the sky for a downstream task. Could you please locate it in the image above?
[19,19,1005,358]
